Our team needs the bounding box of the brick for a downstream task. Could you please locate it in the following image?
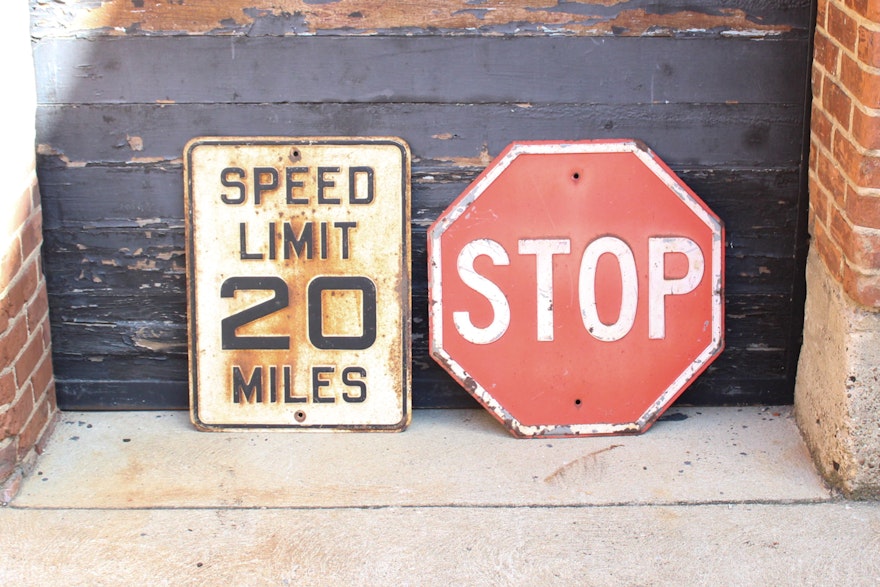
[834,130,880,188]
[17,395,50,460]
[814,220,845,279]
[26,284,49,335]
[815,31,839,77]
[812,67,823,103]
[829,2,859,52]
[1,469,23,505]
[0,371,15,407]
[810,138,819,172]
[0,438,16,483]
[846,189,880,228]
[845,0,880,21]
[843,264,880,307]
[824,79,853,128]
[817,148,849,205]
[810,174,827,219]
[843,227,880,268]
[810,176,831,226]
[841,54,880,109]
[41,320,52,350]
[858,26,880,69]
[0,261,38,340]
[830,206,855,248]
[35,407,57,456]
[851,105,880,150]
[0,317,28,371]
[817,0,829,30]
[14,329,46,386]
[19,212,42,262]
[29,354,54,399]
[812,103,835,149]
[0,384,34,438]
[0,236,22,294]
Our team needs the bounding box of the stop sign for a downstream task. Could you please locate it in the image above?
[428,140,724,437]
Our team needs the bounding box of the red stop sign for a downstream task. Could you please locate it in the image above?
[428,140,724,437]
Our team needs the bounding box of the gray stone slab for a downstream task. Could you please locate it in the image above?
[14,407,829,508]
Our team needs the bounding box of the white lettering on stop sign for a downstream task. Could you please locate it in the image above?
[452,235,705,344]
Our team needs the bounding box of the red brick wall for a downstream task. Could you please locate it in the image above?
[0,167,58,503]
[810,0,880,308]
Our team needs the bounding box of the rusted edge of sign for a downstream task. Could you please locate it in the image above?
[184,136,412,432]
[428,139,724,437]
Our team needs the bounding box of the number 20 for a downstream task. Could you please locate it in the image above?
[220,275,377,351]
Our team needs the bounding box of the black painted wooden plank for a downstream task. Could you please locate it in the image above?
[39,167,801,262]
[53,342,793,411]
[34,36,808,106]
[54,380,189,411]
[37,102,804,168]
[48,292,790,356]
[38,164,801,231]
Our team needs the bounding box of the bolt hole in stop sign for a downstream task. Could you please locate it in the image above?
[428,140,724,437]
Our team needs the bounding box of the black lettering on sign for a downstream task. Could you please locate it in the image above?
[268,222,277,260]
[285,167,309,204]
[284,364,306,403]
[342,366,367,403]
[335,221,356,260]
[268,365,278,403]
[221,167,246,204]
[221,276,290,350]
[239,223,264,260]
[317,167,341,204]
[312,366,336,403]
[253,167,279,205]
[232,365,262,403]
[307,276,377,350]
[349,167,374,204]
[283,222,313,260]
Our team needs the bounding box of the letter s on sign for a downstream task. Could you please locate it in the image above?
[453,239,511,345]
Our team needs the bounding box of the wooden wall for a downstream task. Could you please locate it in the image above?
[30,0,814,409]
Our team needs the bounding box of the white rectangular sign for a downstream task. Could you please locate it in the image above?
[184,137,411,431]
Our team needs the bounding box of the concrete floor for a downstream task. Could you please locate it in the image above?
[3,407,880,585]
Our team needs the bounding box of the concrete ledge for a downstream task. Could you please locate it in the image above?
[5,407,880,585]
[14,407,827,508]
[796,250,880,498]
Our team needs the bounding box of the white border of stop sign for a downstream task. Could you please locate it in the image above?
[429,140,724,437]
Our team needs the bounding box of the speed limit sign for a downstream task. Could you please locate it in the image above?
[184,137,411,431]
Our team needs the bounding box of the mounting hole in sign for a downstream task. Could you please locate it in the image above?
[295,410,306,422]
[574,399,582,406]
[572,172,580,180]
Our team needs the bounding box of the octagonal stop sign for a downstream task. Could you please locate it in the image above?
[428,140,724,437]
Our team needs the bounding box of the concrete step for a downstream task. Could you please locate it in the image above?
[4,407,880,585]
